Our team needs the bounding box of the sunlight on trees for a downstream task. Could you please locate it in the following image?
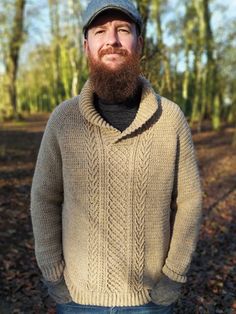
[0,0,235,137]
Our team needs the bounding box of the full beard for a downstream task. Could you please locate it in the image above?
[88,47,141,104]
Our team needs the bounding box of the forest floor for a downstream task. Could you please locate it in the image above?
[0,114,235,314]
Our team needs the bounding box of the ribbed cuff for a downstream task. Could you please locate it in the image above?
[162,264,187,283]
[40,260,65,282]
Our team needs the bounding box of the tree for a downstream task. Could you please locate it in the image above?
[152,0,173,97]
[1,0,235,132]
[6,0,26,119]
[136,0,151,50]
[194,0,221,130]
[15,0,86,114]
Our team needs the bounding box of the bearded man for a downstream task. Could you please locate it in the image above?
[30,0,202,313]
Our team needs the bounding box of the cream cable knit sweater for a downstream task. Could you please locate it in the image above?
[30,77,202,307]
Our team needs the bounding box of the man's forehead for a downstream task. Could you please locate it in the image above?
[88,9,135,29]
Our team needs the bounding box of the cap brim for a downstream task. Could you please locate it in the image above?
[83,6,139,33]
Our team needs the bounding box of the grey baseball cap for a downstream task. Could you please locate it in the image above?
[82,0,143,37]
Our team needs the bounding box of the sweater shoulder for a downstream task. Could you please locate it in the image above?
[46,95,80,129]
[157,95,190,132]
[158,95,185,119]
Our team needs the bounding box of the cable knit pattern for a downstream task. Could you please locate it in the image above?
[132,128,153,292]
[106,145,129,291]
[30,76,202,306]
[86,122,101,292]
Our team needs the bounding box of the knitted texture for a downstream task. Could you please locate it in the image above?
[30,76,202,306]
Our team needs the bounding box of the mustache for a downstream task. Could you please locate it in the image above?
[99,47,128,58]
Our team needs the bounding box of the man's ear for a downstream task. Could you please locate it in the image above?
[137,36,144,55]
[83,39,88,56]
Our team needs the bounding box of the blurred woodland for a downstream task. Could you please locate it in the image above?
[0,0,236,313]
[0,0,236,137]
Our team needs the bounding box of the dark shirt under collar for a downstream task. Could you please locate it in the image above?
[94,88,142,132]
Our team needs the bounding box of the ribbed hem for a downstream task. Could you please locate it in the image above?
[40,260,65,282]
[64,270,152,307]
[162,264,187,283]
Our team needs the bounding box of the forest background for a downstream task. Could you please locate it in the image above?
[0,0,236,313]
[0,0,236,137]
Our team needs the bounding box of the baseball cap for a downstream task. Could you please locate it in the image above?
[82,0,143,37]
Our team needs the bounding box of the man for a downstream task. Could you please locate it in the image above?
[30,0,202,313]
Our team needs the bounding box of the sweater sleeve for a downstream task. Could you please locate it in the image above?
[162,107,202,283]
[30,110,65,282]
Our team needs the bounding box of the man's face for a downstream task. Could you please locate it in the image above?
[84,10,143,70]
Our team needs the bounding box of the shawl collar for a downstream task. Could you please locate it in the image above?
[79,76,159,142]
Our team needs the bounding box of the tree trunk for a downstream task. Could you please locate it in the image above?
[191,49,202,125]
[198,0,220,129]
[136,0,151,55]
[67,0,84,96]
[153,0,172,96]
[135,0,152,78]
[182,49,190,114]
[49,0,65,106]
[6,0,26,119]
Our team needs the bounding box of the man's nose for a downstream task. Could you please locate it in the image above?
[105,29,121,46]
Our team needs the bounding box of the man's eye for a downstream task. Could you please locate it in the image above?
[119,28,129,33]
[95,30,105,35]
